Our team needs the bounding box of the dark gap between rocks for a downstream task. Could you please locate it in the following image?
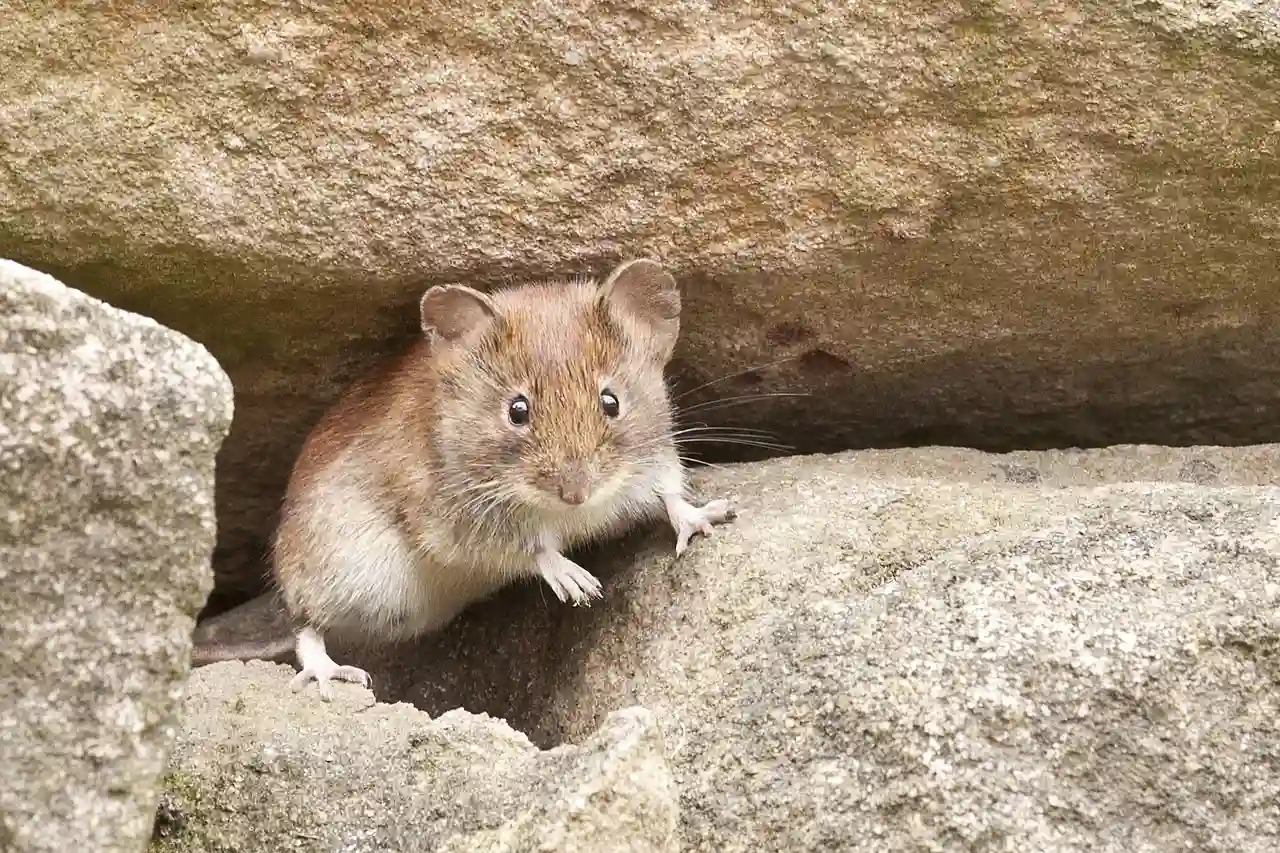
[324,525,674,749]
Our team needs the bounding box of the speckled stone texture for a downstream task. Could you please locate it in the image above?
[172,449,1280,852]
[0,260,233,852]
[2,1,1276,608]
[151,661,677,853]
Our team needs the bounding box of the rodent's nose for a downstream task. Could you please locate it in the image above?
[559,485,587,505]
[555,466,591,506]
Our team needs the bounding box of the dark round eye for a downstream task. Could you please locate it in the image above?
[508,395,531,426]
[600,389,620,419]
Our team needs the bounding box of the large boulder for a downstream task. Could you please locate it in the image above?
[0,260,233,852]
[174,448,1280,850]
[3,3,1277,606]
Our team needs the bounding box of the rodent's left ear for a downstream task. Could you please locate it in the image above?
[596,258,682,325]
[420,284,499,344]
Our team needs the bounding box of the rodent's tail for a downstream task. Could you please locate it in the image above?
[190,635,296,667]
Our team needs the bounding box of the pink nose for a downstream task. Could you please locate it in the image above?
[555,466,590,505]
[559,485,587,505]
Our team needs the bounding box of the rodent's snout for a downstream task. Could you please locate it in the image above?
[546,462,593,507]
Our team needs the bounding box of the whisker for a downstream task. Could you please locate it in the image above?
[676,434,793,446]
[675,437,794,453]
[471,484,521,533]
[670,424,782,438]
[671,429,788,447]
[672,356,800,401]
[623,425,789,459]
[622,422,793,460]
[678,455,732,472]
[679,392,811,414]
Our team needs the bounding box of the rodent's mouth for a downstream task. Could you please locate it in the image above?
[530,468,625,514]
[532,483,609,513]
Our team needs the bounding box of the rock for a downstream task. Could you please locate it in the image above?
[0,260,233,853]
[3,3,1277,606]
[151,661,677,853]
[326,449,1277,851]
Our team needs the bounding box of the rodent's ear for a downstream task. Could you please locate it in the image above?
[596,258,681,325]
[419,284,498,344]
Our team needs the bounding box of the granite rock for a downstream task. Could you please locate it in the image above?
[380,452,1280,851]
[176,449,1280,851]
[0,260,233,852]
[151,661,677,853]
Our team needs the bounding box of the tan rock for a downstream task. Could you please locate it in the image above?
[1,2,1277,606]
[151,661,678,853]
[174,448,1280,851]
[189,442,1280,658]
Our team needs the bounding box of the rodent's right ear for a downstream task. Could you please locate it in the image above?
[596,258,682,358]
[596,258,681,324]
[419,284,499,344]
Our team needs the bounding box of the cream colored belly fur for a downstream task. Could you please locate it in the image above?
[285,454,669,643]
[287,471,505,642]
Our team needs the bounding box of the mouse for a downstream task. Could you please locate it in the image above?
[192,258,736,700]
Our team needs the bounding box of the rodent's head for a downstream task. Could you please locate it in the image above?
[420,259,682,519]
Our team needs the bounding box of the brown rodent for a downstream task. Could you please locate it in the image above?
[193,258,735,699]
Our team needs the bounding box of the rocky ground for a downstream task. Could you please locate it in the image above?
[162,458,1280,852]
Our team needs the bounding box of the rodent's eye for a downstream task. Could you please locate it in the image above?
[507,395,531,426]
[599,389,621,419]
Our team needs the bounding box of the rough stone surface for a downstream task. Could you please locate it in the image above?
[361,451,1280,851]
[179,449,1280,850]
[152,661,677,853]
[2,2,1277,608]
[0,260,233,853]
[191,441,1280,661]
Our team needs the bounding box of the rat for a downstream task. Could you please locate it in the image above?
[192,258,736,700]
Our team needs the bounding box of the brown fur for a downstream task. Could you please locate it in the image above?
[267,261,686,645]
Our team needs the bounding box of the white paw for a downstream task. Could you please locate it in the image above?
[538,552,604,606]
[666,496,737,557]
[289,659,372,702]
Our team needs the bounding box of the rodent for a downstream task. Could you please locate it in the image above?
[192,258,735,699]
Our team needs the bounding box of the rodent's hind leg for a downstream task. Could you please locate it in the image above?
[288,626,372,701]
[535,549,604,606]
[663,494,737,557]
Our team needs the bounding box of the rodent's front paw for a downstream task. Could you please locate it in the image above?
[536,552,604,605]
[699,499,736,525]
[665,496,737,557]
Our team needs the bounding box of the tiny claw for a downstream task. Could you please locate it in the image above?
[666,494,734,558]
[537,551,604,605]
[289,663,371,702]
